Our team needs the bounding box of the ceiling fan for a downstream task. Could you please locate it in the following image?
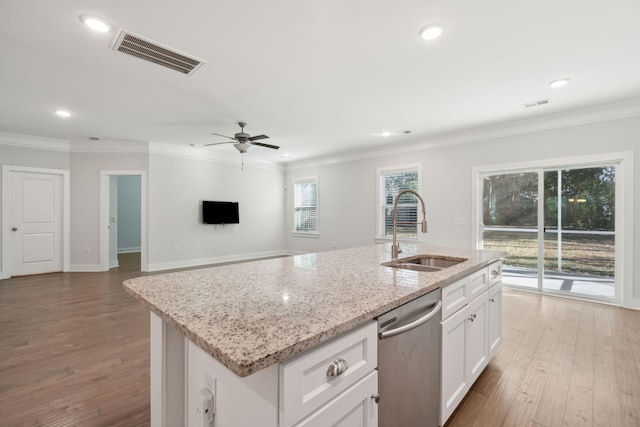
[205,122,279,153]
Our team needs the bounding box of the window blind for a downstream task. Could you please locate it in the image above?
[294,179,317,232]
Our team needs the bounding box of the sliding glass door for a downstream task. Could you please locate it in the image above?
[480,164,617,303]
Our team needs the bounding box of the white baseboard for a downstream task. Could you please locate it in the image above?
[69,264,103,272]
[118,247,141,254]
[147,249,289,272]
[109,259,119,269]
[0,270,8,280]
[632,298,640,311]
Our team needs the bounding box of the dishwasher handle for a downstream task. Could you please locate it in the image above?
[379,300,442,339]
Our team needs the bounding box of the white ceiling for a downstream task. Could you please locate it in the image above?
[1,0,639,164]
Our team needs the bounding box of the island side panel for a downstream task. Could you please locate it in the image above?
[151,312,186,427]
[186,340,279,426]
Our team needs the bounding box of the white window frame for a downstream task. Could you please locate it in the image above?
[375,163,423,242]
[472,151,634,308]
[292,176,319,238]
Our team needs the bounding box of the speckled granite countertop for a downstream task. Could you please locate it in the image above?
[123,244,503,377]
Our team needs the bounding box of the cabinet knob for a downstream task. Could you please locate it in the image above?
[468,313,477,322]
[489,298,495,303]
[491,269,499,277]
[326,358,349,377]
[371,393,380,404]
[11,227,18,232]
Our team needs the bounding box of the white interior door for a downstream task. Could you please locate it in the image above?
[10,171,63,276]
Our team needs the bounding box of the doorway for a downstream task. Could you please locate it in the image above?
[1,166,70,278]
[473,153,631,306]
[100,170,147,272]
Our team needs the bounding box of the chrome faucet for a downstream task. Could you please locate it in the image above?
[391,189,427,259]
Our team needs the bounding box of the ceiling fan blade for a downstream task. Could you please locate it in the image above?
[251,141,280,150]
[210,133,237,140]
[204,141,235,146]
[248,134,269,141]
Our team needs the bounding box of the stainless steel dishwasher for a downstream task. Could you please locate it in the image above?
[377,288,442,427]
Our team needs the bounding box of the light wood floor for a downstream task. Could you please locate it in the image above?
[2,256,640,426]
[446,289,640,427]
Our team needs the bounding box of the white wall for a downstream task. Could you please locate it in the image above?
[285,115,639,307]
[70,152,149,270]
[147,153,286,271]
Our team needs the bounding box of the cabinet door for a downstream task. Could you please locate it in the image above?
[295,371,378,427]
[440,305,468,425]
[465,293,489,386]
[488,283,503,357]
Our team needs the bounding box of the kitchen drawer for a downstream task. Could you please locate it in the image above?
[489,261,502,287]
[441,275,469,320]
[279,321,377,427]
[294,371,378,427]
[468,266,489,301]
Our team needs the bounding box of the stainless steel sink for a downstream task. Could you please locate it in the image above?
[383,255,467,272]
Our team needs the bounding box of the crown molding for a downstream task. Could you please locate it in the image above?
[69,139,149,153]
[0,131,70,151]
[286,97,640,171]
[148,142,285,171]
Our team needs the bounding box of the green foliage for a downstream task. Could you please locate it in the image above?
[483,167,615,231]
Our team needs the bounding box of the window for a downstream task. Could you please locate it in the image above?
[377,164,422,239]
[293,177,318,234]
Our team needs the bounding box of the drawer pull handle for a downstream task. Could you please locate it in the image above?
[327,358,349,377]
[371,393,380,404]
[491,269,500,277]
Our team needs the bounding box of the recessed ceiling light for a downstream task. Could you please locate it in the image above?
[379,131,392,137]
[80,15,112,33]
[420,24,444,41]
[549,78,570,88]
[282,153,291,158]
[54,109,73,118]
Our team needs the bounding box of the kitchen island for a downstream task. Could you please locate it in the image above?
[123,244,503,426]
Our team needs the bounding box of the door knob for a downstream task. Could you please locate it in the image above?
[11,227,18,232]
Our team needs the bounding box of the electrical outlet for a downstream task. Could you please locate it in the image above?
[172,244,179,252]
[84,246,90,254]
[204,372,216,425]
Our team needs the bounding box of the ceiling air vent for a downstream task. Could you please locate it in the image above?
[112,30,205,75]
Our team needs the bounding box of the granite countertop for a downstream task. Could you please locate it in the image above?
[123,244,503,377]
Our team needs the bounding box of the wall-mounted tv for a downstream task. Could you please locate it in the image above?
[203,201,240,224]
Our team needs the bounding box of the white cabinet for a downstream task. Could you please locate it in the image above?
[280,322,378,427]
[441,301,469,423]
[465,292,489,385]
[488,282,503,357]
[183,321,378,427]
[440,262,501,426]
[295,371,378,427]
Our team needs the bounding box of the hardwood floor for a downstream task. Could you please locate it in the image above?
[446,289,640,427]
[2,258,640,426]
[0,254,150,426]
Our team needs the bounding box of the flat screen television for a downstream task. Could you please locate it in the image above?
[202,201,240,224]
